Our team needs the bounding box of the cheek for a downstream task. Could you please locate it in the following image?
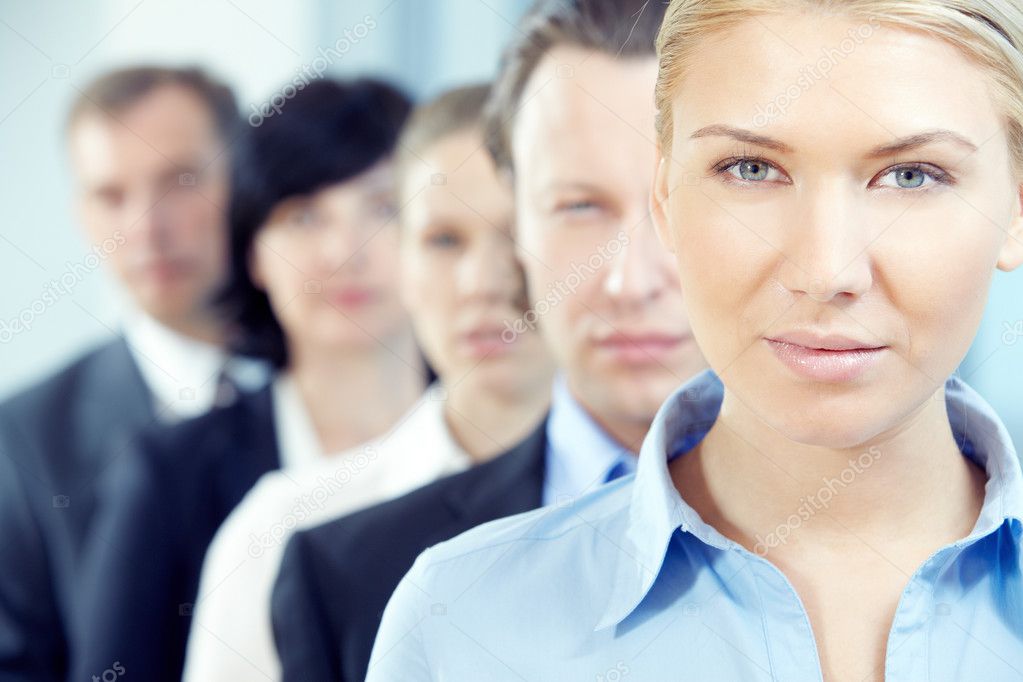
[364,230,401,281]
[252,240,304,302]
[880,212,999,365]
[674,199,773,348]
[82,205,121,242]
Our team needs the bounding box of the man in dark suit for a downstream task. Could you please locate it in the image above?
[270,2,705,680]
[75,382,280,681]
[272,421,546,682]
[0,66,244,681]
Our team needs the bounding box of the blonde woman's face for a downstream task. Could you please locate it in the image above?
[652,12,1023,448]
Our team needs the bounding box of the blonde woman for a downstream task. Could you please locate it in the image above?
[367,1,1023,680]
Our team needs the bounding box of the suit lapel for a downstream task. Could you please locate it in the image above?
[439,416,548,530]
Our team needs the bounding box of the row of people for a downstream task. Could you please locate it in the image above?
[3,0,1023,679]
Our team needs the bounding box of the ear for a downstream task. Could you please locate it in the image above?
[997,181,1023,271]
[650,149,676,254]
[247,244,265,290]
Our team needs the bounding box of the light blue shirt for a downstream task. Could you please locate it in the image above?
[367,370,1023,681]
[543,374,636,506]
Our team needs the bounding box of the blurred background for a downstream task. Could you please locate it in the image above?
[0,0,1019,450]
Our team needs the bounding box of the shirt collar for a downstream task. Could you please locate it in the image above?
[122,311,227,422]
[545,374,637,503]
[374,383,472,495]
[596,369,1023,631]
[272,373,324,470]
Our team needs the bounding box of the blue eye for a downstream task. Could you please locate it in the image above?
[427,233,460,249]
[373,199,397,221]
[717,158,785,183]
[876,164,950,190]
[557,199,601,214]
[288,207,319,227]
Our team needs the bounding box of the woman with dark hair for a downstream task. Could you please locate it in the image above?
[73,77,423,682]
[221,77,425,462]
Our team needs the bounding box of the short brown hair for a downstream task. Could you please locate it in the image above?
[483,0,667,173]
[66,65,239,142]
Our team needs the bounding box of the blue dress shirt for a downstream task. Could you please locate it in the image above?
[366,370,1023,681]
[543,374,637,506]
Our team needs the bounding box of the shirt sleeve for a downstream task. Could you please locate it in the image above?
[0,424,65,681]
[72,434,181,682]
[364,553,436,682]
[182,478,284,681]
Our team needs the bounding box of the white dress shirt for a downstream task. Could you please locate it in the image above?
[122,311,268,423]
[181,384,470,682]
[270,374,324,471]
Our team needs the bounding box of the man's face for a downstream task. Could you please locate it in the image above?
[511,47,704,434]
[69,84,230,330]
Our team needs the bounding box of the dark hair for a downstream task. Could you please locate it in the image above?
[219,77,412,368]
[395,83,491,192]
[483,0,667,172]
[67,65,239,142]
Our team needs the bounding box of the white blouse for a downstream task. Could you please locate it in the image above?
[181,384,470,682]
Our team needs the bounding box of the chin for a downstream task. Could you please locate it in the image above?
[610,375,677,424]
[759,399,888,451]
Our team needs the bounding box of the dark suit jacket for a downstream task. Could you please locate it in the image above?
[271,418,547,682]
[0,338,154,681]
[73,381,281,682]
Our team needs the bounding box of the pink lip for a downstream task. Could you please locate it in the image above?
[458,325,515,359]
[328,288,377,308]
[765,332,887,382]
[140,259,191,281]
[595,332,689,364]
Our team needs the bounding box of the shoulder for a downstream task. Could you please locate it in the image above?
[0,338,127,425]
[418,475,633,577]
[135,384,273,468]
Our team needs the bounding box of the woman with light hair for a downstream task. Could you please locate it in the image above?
[367,1,1023,679]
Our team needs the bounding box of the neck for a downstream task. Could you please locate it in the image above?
[155,310,223,347]
[567,385,648,455]
[287,331,425,455]
[444,376,552,463]
[673,384,986,559]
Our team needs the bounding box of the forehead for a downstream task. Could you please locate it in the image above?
[670,11,1004,156]
[511,46,659,183]
[402,132,511,229]
[69,84,220,177]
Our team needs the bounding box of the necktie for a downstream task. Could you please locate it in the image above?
[604,459,631,483]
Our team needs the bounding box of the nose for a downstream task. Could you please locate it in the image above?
[604,212,670,308]
[130,191,176,252]
[457,231,517,303]
[776,182,873,302]
[322,222,368,272]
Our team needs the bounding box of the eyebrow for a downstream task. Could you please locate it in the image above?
[865,130,978,157]
[689,124,979,158]
[689,125,793,152]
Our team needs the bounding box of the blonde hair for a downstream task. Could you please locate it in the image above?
[654,0,1023,172]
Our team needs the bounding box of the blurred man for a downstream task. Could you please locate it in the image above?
[0,66,247,680]
[270,2,705,680]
